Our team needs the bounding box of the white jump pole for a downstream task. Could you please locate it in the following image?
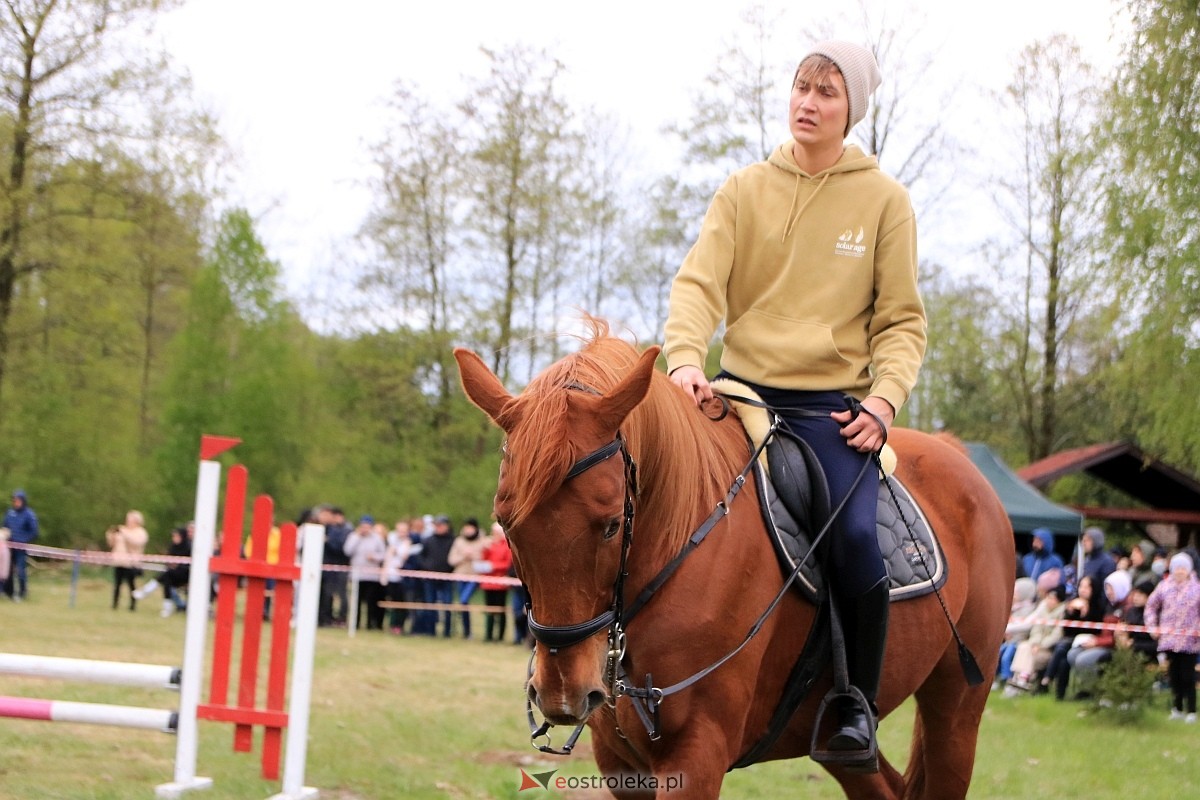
[0,654,180,690]
[269,522,322,800]
[156,454,223,798]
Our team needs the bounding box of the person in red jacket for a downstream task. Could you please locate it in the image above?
[479,522,513,643]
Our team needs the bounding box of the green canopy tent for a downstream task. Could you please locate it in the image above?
[964,443,1083,536]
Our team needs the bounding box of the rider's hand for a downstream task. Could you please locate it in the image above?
[831,395,894,453]
[669,366,713,407]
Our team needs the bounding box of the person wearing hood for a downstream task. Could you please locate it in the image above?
[1079,527,1117,587]
[663,41,925,767]
[1063,570,1135,698]
[1128,539,1159,590]
[3,489,39,601]
[1021,528,1064,585]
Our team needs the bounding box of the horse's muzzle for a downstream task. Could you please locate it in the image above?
[527,679,607,725]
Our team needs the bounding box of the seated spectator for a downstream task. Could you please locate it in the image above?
[1116,579,1160,664]
[1007,585,1068,693]
[995,577,1038,690]
[1043,574,1108,699]
[1063,570,1134,698]
[135,523,193,617]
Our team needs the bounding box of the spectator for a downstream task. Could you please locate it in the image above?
[1064,570,1134,698]
[994,577,1038,690]
[316,505,349,627]
[419,515,456,637]
[1145,552,1200,723]
[135,523,193,617]
[1117,579,1160,664]
[1043,574,1108,699]
[1151,547,1170,580]
[447,518,487,639]
[1129,539,1159,589]
[1006,585,1067,694]
[510,558,529,647]
[0,526,9,598]
[1020,528,1064,586]
[344,516,387,630]
[244,518,283,621]
[383,520,416,634]
[480,522,513,643]
[106,511,149,611]
[1078,527,1117,587]
[3,489,38,601]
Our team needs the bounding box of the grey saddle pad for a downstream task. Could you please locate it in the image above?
[754,433,947,605]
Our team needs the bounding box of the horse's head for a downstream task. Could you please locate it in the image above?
[454,339,659,726]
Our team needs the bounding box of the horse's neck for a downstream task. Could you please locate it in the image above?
[629,391,742,565]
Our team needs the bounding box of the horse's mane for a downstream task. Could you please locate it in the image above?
[501,318,747,559]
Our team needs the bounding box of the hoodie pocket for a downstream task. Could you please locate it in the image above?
[723,309,852,385]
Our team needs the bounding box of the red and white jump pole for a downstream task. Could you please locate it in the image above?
[0,694,177,732]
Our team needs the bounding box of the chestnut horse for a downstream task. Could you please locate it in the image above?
[454,324,1012,799]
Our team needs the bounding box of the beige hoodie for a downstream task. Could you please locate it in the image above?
[663,142,926,412]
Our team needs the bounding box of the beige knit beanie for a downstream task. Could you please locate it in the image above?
[803,41,882,135]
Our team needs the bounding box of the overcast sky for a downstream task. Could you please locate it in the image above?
[152,0,1126,300]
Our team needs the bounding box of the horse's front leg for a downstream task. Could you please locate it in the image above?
[618,716,732,799]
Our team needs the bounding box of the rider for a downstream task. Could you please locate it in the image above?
[663,41,926,763]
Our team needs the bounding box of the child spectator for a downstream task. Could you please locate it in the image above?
[1007,585,1067,694]
[995,577,1038,690]
[1145,552,1200,723]
[1116,579,1159,664]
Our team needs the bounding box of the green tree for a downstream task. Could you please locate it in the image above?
[155,209,310,527]
[0,0,181,421]
[1102,0,1200,472]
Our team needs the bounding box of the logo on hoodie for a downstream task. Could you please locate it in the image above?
[835,227,867,258]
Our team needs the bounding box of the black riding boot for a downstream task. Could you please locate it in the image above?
[828,576,889,753]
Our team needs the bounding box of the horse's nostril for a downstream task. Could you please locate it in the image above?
[526,683,538,704]
[585,690,607,713]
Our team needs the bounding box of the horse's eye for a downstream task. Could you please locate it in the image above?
[603,519,621,540]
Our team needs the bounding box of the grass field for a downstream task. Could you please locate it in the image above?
[1,565,1198,799]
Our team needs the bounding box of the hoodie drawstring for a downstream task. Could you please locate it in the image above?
[781,172,829,242]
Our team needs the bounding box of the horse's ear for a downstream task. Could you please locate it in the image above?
[592,346,661,431]
[454,347,515,430]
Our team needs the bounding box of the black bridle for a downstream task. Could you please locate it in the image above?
[526,432,637,653]
[523,429,637,754]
